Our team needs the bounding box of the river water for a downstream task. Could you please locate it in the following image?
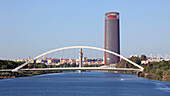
[0,72,170,96]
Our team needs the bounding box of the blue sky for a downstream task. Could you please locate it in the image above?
[0,0,170,59]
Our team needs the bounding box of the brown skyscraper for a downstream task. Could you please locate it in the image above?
[104,12,120,65]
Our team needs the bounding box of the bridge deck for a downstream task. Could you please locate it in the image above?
[0,69,12,72]
[0,67,141,72]
[21,67,141,71]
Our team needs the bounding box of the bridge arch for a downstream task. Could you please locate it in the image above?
[12,46,144,72]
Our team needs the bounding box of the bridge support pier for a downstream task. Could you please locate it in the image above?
[78,70,82,73]
[137,71,145,77]
[12,72,18,77]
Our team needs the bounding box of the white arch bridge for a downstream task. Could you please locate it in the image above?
[1,46,144,72]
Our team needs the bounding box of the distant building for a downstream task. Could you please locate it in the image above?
[14,59,26,62]
[36,59,42,63]
[69,59,76,64]
[104,12,120,65]
[141,60,149,64]
[83,57,87,62]
[28,56,31,60]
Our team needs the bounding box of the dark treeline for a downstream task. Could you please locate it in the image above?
[143,60,170,81]
[0,60,100,79]
[116,55,146,69]
[0,60,61,79]
[0,60,23,69]
[116,55,170,81]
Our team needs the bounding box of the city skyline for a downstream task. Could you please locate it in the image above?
[0,0,170,59]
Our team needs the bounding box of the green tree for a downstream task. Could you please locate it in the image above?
[140,55,147,61]
[130,56,141,64]
[1,65,8,69]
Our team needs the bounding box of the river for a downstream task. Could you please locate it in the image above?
[0,72,170,96]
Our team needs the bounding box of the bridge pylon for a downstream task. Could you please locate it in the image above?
[78,48,83,73]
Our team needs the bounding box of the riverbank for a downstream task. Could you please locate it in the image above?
[141,60,170,82]
[139,72,170,82]
[0,60,64,79]
[116,55,170,82]
[113,70,170,82]
[0,70,62,79]
[1,70,170,82]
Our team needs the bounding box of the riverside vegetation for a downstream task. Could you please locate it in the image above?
[116,55,170,82]
[0,60,62,79]
[0,60,100,79]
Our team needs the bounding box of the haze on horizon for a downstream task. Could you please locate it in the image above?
[0,0,170,60]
